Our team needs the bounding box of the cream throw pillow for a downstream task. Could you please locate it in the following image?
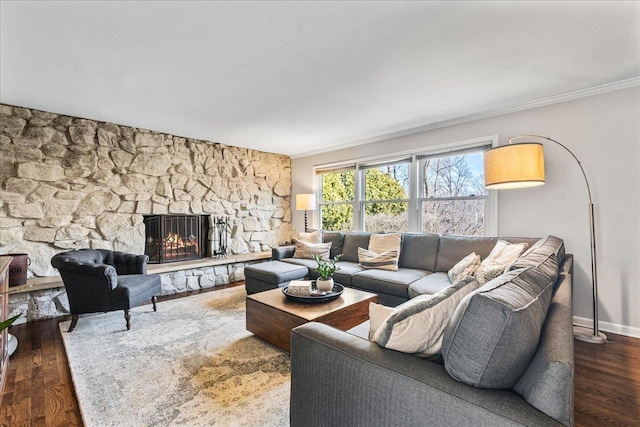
[368,302,394,340]
[358,248,399,271]
[293,240,332,260]
[474,240,528,284]
[369,233,401,254]
[295,230,322,244]
[370,277,481,357]
[448,252,481,283]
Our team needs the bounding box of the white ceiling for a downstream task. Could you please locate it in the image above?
[1,1,639,157]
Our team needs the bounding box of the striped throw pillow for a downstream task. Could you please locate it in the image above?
[358,247,399,271]
[293,240,332,260]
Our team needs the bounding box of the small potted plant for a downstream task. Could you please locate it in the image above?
[313,253,343,293]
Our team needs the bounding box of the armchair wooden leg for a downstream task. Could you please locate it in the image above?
[124,310,131,330]
[68,314,79,332]
[152,295,158,312]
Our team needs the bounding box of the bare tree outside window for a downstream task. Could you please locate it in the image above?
[421,154,486,235]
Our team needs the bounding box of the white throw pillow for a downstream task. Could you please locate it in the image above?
[369,233,401,255]
[371,277,481,357]
[474,240,528,285]
[448,252,481,283]
[292,240,332,260]
[295,230,322,244]
[368,302,394,340]
[358,247,399,271]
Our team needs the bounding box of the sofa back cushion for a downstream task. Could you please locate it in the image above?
[435,235,539,272]
[398,233,440,271]
[441,266,555,389]
[323,231,345,259]
[435,235,498,272]
[341,232,371,262]
[508,235,565,284]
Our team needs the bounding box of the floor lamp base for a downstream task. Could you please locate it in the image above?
[573,325,607,344]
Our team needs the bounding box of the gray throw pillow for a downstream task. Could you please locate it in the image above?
[441,267,555,389]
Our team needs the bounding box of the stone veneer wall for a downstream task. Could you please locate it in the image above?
[0,104,292,322]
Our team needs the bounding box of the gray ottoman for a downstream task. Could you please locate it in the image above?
[245,260,309,294]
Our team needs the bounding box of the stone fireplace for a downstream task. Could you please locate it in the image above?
[0,103,293,323]
[143,214,208,264]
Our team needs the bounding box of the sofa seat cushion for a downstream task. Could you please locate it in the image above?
[244,260,308,285]
[282,257,319,270]
[442,267,555,389]
[332,261,365,286]
[352,268,430,298]
[408,272,450,298]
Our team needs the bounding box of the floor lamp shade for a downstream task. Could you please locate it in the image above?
[484,143,545,190]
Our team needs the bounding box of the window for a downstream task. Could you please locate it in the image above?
[316,137,495,235]
[318,167,355,231]
[419,151,487,236]
[363,161,410,232]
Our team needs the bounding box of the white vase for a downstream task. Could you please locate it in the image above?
[316,278,334,293]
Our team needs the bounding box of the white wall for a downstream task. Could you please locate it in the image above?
[291,86,640,335]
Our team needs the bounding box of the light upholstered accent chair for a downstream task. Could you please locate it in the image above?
[51,249,162,332]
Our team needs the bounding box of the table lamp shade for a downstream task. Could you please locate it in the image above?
[296,193,316,211]
[484,143,545,189]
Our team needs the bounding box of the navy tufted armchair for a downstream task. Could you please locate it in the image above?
[51,249,162,332]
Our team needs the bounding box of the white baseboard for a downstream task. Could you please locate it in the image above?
[573,316,640,339]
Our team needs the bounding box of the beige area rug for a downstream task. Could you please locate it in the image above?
[59,286,290,427]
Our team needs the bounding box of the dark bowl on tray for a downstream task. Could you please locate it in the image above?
[282,282,344,304]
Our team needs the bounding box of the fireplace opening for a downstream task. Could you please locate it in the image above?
[143,215,209,264]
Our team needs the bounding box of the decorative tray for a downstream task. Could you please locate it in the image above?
[282,282,344,304]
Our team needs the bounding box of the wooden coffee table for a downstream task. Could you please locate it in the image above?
[246,286,378,352]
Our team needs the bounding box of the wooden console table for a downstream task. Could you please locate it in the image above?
[0,256,12,402]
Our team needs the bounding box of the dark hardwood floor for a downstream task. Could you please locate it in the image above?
[1,282,639,426]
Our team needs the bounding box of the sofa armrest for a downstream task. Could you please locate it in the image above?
[291,323,563,427]
[272,245,295,260]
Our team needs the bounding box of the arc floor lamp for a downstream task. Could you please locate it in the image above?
[484,135,607,344]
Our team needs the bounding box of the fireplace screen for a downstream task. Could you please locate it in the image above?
[144,215,208,264]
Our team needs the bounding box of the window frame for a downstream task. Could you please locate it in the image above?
[315,136,498,235]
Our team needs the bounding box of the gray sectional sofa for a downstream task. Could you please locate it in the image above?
[247,232,538,305]
[245,232,574,426]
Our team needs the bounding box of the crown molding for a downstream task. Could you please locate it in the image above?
[291,76,640,159]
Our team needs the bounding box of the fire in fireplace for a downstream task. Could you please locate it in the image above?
[143,215,209,264]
